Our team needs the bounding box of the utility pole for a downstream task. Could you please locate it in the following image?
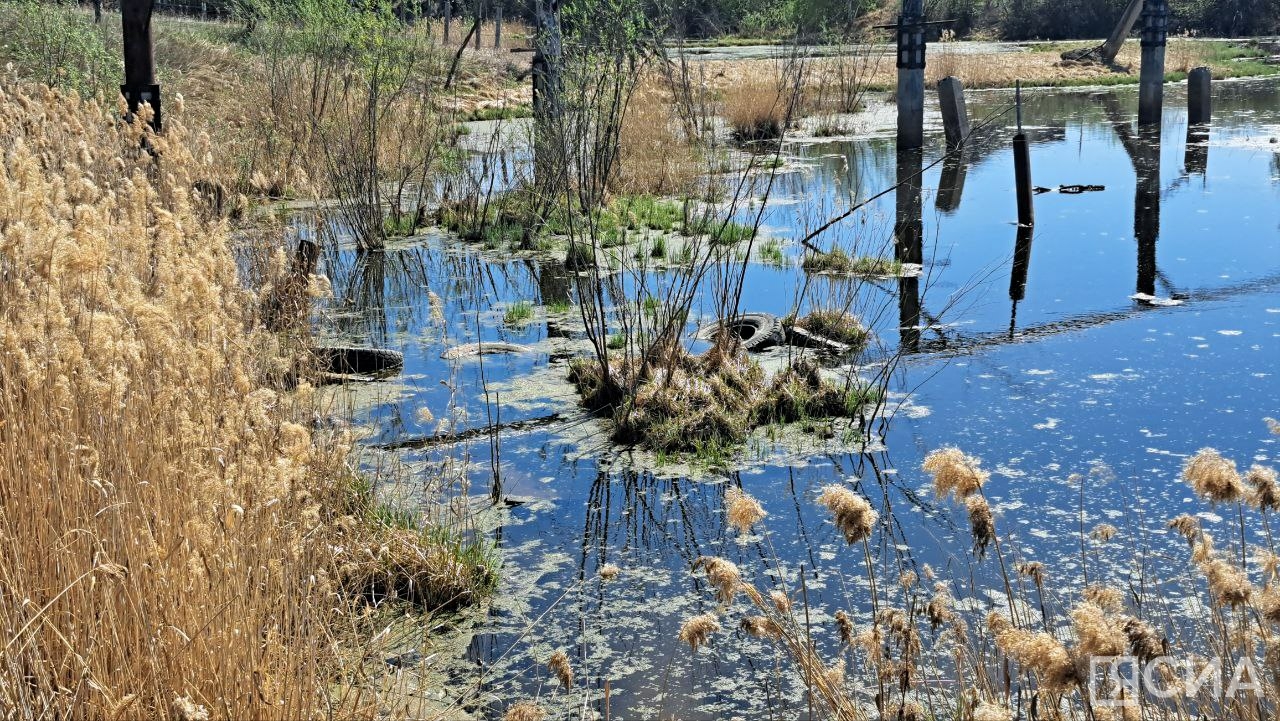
[895,0,926,150]
[120,0,160,131]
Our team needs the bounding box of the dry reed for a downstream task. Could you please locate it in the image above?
[0,82,345,718]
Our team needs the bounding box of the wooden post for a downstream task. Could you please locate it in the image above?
[120,0,160,131]
[1187,66,1211,125]
[494,5,502,48]
[895,0,925,151]
[937,76,969,149]
[93,0,102,23]
[474,1,482,49]
[1012,82,1033,227]
[1137,0,1167,127]
[443,0,452,42]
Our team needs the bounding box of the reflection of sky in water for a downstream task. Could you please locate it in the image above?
[315,80,1280,718]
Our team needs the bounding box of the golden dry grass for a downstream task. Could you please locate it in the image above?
[611,79,703,197]
[723,78,788,141]
[697,38,1268,96]
[0,82,353,718]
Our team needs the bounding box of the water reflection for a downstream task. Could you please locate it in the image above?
[1008,225,1034,336]
[895,149,924,352]
[1135,126,1161,299]
[935,150,968,214]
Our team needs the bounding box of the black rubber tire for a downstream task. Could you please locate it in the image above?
[314,346,404,376]
[698,313,785,352]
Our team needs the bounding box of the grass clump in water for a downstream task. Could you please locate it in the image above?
[725,80,787,142]
[759,238,786,266]
[504,300,535,326]
[756,358,881,425]
[791,309,870,348]
[569,337,874,456]
[802,247,902,276]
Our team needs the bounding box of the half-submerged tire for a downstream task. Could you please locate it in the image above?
[314,346,404,376]
[697,313,785,352]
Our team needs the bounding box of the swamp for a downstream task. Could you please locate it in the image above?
[1,0,1279,719]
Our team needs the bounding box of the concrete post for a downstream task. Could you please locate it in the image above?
[1187,66,1211,125]
[1137,0,1167,127]
[896,0,925,151]
[120,0,160,130]
[937,76,970,149]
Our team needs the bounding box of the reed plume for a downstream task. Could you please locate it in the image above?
[548,649,574,690]
[1183,448,1244,504]
[504,701,547,721]
[923,447,989,499]
[678,613,721,651]
[725,486,767,533]
[817,484,878,543]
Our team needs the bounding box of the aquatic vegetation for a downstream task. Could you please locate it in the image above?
[0,81,497,719]
[790,309,870,349]
[1183,447,1244,504]
[503,701,547,721]
[758,238,787,265]
[724,79,788,142]
[802,247,903,276]
[670,443,1280,719]
[545,298,573,314]
[816,484,878,544]
[504,300,536,326]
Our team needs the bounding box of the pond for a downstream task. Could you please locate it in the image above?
[312,78,1280,718]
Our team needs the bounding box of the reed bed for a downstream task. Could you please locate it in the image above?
[0,80,491,719]
[652,430,1280,720]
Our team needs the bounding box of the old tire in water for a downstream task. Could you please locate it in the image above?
[314,346,404,376]
[697,313,785,352]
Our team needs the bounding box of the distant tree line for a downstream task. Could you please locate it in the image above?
[121,0,1280,40]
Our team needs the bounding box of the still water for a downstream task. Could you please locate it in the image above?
[315,79,1280,718]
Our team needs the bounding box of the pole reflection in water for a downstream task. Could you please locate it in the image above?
[1135,125,1161,298]
[1008,225,1034,337]
[935,150,968,214]
[895,149,924,352]
[1184,124,1209,176]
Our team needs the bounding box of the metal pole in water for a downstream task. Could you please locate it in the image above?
[1013,80,1034,227]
